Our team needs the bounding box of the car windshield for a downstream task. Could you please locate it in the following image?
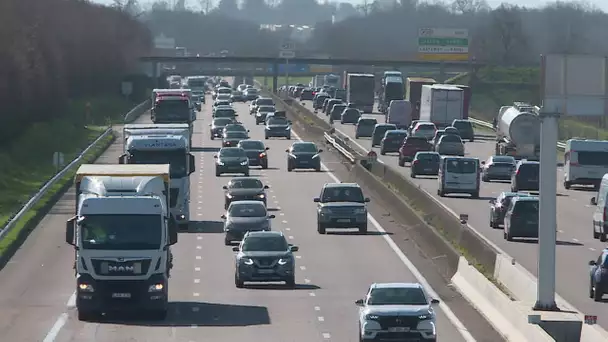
[405,137,428,146]
[224,124,246,132]
[258,106,275,112]
[218,88,231,94]
[321,186,365,203]
[225,131,247,139]
[129,150,187,178]
[417,124,435,130]
[215,101,230,106]
[359,119,377,126]
[220,148,246,157]
[417,153,439,161]
[368,287,428,306]
[215,109,235,117]
[242,236,288,252]
[386,132,408,140]
[292,143,317,153]
[453,121,472,130]
[229,203,267,217]
[514,200,539,215]
[332,105,346,112]
[518,163,540,176]
[440,135,462,143]
[256,99,273,106]
[239,140,265,150]
[491,156,515,164]
[213,118,233,126]
[246,89,259,94]
[80,214,161,250]
[445,159,477,173]
[268,117,289,125]
[230,178,263,189]
[344,109,360,116]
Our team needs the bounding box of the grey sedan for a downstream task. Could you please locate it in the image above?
[435,134,464,156]
[222,201,275,245]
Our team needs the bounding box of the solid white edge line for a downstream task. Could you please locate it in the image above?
[291,129,476,342]
[42,313,68,342]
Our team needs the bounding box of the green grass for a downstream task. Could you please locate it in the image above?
[67,95,140,126]
[0,131,115,258]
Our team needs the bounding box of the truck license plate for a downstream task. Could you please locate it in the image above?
[337,219,351,223]
[112,293,131,298]
[257,269,274,274]
[388,327,409,332]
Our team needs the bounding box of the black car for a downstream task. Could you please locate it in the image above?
[380,130,408,155]
[286,142,322,172]
[410,152,440,178]
[371,124,397,147]
[340,108,361,124]
[329,104,347,121]
[265,116,291,140]
[589,249,608,301]
[210,117,235,140]
[215,147,249,177]
[238,139,269,169]
[222,131,249,147]
[452,119,475,142]
[511,160,540,192]
[244,88,259,101]
[223,177,269,209]
[313,94,330,110]
[300,89,315,101]
[489,192,533,228]
[213,107,237,120]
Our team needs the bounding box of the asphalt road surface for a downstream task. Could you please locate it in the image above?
[0,97,500,341]
[299,98,608,330]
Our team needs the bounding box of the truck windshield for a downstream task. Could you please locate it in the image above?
[130,150,187,178]
[154,100,191,122]
[80,214,162,250]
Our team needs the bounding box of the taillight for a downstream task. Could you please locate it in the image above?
[603,207,607,223]
[259,153,265,158]
[413,160,419,165]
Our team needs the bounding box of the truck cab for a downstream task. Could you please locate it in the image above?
[66,164,178,321]
[152,94,195,126]
[120,134,195,231]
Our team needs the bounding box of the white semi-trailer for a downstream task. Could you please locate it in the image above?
[120,127,195,231]
[419,84,465,128]
[495,102,541,160]
[66,164,177,321]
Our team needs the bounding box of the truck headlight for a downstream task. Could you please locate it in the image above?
[217,161,225,165]
[240,160,248,165]
[278,257,291,265]
[321,208,332,214]
[177,214,185,220]
[257,194,265,199]
[148,283,164,292]
[78,283,95,292]
[242,258,254,265]
[354,208,366,214]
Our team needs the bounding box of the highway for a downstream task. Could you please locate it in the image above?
[0,96,502,341]
[299,98,608,330]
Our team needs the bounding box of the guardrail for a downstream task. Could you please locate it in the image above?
[0,99,149,240]
[469,117,567,150]
[323,132,356,163]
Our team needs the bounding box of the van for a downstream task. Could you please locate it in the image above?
[437,156,480,198]
[564,139,608,190]
[387,100,412,129]
[591,174,608,241]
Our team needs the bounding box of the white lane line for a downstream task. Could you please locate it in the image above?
[295,255,302,259]
[288,236,294,240]
[282,220,288,224]
[291,130,477,342]
[322,333,331,339]
[314,306,321,311]
[572,238,579,243]
[318,316,325,322]
[277,207,281,210]
[67,292,76,308]
[42,313,68,342]
[309,292,316,297]
[300,266,306,270]
[193,292,200,297]
[196,256,202,260]
[194,279,200,284]
[195,267,201,271]
[285,227,291,231]
[590,247,596,252]
[305,278,311,284]
[280,213,285,216]
[197,207,202,210]
[272,195,277,198]
[197,236,203,240]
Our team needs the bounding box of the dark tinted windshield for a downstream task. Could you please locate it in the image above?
[215,109,236,117]
[155,99,190,117]
[386,132,408,140]
[229,203,266,217]
[242,236,288,252]
[292,143,317,153]
[81,214,161,250]
[440,135,462,143]
[491,156,515,164]
[375,125,396,134]
[268,117,289,125]
[258,106,275,112]
[453,121,473,130]
[215,101,230,106]
[445,159,478,173]
[417,153,440,161]
[332,105,346,112]
[368,287,427,306]
[256,98,274,106]
[229,178,263,189]
[344,109,360,116]
[224,124,246,132]
[130,150,187,178]
[359,119,377,126]
[514,200,539,215]
[417,124,435,130]
[218,88,231,94]
[225,131,247,138]
[321,186,365,203]
[239,140,265,150]
[578,151,608,166]
[518,163,539,176]
[219,148,246,157]
[213,118,233,126]
[246,89,259,94]
[406,137,429,146]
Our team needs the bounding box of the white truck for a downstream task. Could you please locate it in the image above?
[120,125,195,231]
[66,164,177,321]
[495,102,541,160]
[419,84,464,128]
[346,73,375,113]
[310,75,325,88]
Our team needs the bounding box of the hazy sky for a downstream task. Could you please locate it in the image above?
[92,0,608,12]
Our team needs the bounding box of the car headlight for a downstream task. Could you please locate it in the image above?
[240,160,248,165]
[321,208,332,214]
[242,258,254,265]
[365,314,379,320]
[256,113,262,116]
[289,153,297,159]
[354,208,366,214]
[312,154,320,158]
[227,193,233,198]
[148,283,164,292]
[217,161,225,165]
[78,283,95,292]
[257,194,265,199]
[418,314,432,320]
[278,257,291,265]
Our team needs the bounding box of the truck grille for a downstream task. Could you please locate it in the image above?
[376,315,419,329]
[169,188,179,208]
[91,259,152,276]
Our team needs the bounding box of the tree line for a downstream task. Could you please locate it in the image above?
[0,0,151,145]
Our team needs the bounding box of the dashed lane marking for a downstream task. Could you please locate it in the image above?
[322,333,331,339]
[314,306,320,311]
[195,267,201,271]
[288,236,294,239]
[300,266,306,271]
[196,256,202,260]
[318,316,325,322]
[309,292,316,297]
[305,279,311,284]
[193,292,200,297]
[194,279,200,284]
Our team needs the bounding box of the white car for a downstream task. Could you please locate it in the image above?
[356,282,439,341]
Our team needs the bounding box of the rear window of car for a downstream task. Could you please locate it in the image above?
[445,159,477,173]
[517,163,539,176]
[440,135,461,143]
[405,137,428,145]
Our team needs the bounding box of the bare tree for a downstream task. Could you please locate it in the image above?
[451,0,489,14]
[488,5,527,64]
[199,0,213,14]
[357,0,372,16]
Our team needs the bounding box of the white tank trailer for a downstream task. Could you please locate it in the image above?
[495,102,541,160]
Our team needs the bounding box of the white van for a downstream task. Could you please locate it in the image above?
[386,100,412,129]
[564,139,608,190]
[437,156,480,198]
[591,174,608,241]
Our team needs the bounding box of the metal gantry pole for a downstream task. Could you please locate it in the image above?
[533,110,560,311]
[285,58,290,87]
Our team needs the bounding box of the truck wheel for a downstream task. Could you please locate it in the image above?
[149,309,167,321]
[317,223,326,234]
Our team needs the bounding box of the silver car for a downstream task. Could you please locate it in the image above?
[481,155,516,182]
[435,134,464,156]
[356,282,439,341]
[222,200,275,245]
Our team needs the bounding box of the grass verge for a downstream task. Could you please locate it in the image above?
[0,130,116,265]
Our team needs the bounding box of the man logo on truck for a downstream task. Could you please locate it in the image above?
[108,265,135,273]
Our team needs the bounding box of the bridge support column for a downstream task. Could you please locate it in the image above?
[438,62,446,83]
[272,62,279,93]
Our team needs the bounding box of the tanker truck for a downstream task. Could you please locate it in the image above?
[495,102,541,160]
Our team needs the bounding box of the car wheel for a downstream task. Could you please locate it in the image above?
[285,275,296,288]
[471,192,479,199]
[265,135,268,140]
[410,172,416,178]
[262,162,268,169]
[601,234,607,242]
[359,224,367,234]
[482,175,489,182]
[594,284,603,302]
[564,181,571,190]
[504,231,513,241]
[235,273,244,288]
[398,157,405,167]
[590,279,595,298]
[593,226,600,239]
[244,171,250,177]
[225,201,229,210]
[315,166,321,172]
[380,148,386,155]
[210,135,214,140]
[215,169,221,177]
[287,135,291,140]
[224,236,231,246]
[317,223,326,234]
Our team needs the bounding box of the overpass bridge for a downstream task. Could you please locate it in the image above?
[141,55,481,91]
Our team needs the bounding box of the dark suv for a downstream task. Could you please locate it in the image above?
[300,89,315,101]
[314,183,370,234]
[451,119,475,142]
[511,160,540,192]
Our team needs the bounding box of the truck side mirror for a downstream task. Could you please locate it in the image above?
[118,154,127,164]
[189,154,195,174]
[66,216,76,246]
[591,197,597,205]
